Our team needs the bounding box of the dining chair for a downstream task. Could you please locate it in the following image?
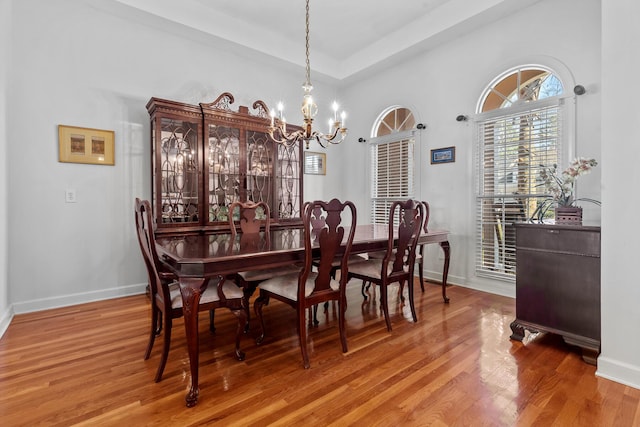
[346,199,424,331]
[135,198,247,382]
[227,201,301,327]
[254,198,357,368]
[363,200,430,294]
[306,201,367,324]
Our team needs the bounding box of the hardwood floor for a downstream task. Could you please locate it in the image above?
[1,281,638,426]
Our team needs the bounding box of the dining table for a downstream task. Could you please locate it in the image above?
[155,224,450,407]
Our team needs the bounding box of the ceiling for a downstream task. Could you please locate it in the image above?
[111,0,539,82]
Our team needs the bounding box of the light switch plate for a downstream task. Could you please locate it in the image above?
[65,189,77,203]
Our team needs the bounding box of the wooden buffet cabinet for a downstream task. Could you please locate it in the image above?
[510,223,601,364]
[146,92,303,234]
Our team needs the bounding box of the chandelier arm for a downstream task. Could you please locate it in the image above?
[269,132,300,148]
[311,125,347,145]
[269,122,304,147]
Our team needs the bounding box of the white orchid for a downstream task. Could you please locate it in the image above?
[539,157,598,207]
[530,157,599,223]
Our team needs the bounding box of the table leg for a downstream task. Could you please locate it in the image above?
[179,277,208,408]
[439,241,450,303]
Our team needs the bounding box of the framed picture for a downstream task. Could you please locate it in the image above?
[430,146,455,164]
[58,125,115,165]
[304,151,326,175]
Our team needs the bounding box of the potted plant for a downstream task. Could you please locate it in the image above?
[530,157,600,225]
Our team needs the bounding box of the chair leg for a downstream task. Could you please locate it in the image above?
[380,283,392,332]
[209,310,216,333]
[230,308,246,361]
[311,301,331,325]
[298,308,310,369]
[144,305,159,360]
[339,294,348,353]
[361,280,372,299]
[154,316,172,382]
[419,245,425,292]
[254,292,269,345]
[407,277,418,323]
[242,283,255,332]
[155,310,163,335]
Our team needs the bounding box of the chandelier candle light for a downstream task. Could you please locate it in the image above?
[268,0,347,150]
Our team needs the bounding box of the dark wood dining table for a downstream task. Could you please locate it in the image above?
[155,224,450,407]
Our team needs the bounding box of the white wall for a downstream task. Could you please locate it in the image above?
[4,0,639,391]
[0,0,11,335]
[597,0,640,389]
[338,0,602,296]
[5,0,332,313]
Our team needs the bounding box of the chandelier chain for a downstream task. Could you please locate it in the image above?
[305,0,311,87]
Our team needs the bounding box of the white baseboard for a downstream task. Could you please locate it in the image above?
[11,283,147,315]
[423,269,515,299]
[596,356,640,390]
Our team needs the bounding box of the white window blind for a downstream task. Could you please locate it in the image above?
[371,137,415,224]
[475,100,564,280]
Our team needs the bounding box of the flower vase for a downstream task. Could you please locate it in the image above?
[555,206,583,225]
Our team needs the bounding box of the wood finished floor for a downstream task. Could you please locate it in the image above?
[1,281,638,426]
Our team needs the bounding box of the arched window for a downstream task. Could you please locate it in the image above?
[475,66,566,279]
[478,67,564,112]
[370,107,416,224]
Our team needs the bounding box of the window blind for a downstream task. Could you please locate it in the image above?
[475,100,564,280]
[371,137,415,224]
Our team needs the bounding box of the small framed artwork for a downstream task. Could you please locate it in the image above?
[304,151,326,175]
[58,125,115,165]
[430,146,455,164]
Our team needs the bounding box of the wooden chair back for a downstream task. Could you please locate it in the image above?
[383,199,424,280]
[229,201,270,235]
[301,199,357,301]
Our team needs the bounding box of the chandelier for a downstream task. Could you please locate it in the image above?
[268,0,347,150]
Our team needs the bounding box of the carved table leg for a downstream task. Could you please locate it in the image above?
[439,241,451,303]
[179,277,207,408]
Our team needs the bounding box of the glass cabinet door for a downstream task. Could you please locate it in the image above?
[156,117,200,224]
[275,144,301,221]
[206,124,240,222]
[246,130,274,209]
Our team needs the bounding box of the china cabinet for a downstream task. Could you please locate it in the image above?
[510,223,601,364]
[146,92,303,234]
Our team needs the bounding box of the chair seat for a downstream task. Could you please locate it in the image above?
[347,259,410,281]
[259,271,340,301]
[336,254,369,266]
[167,280,244,309]
[366,250,387,260]
[237,264,301,282]
[368,250,422,262]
